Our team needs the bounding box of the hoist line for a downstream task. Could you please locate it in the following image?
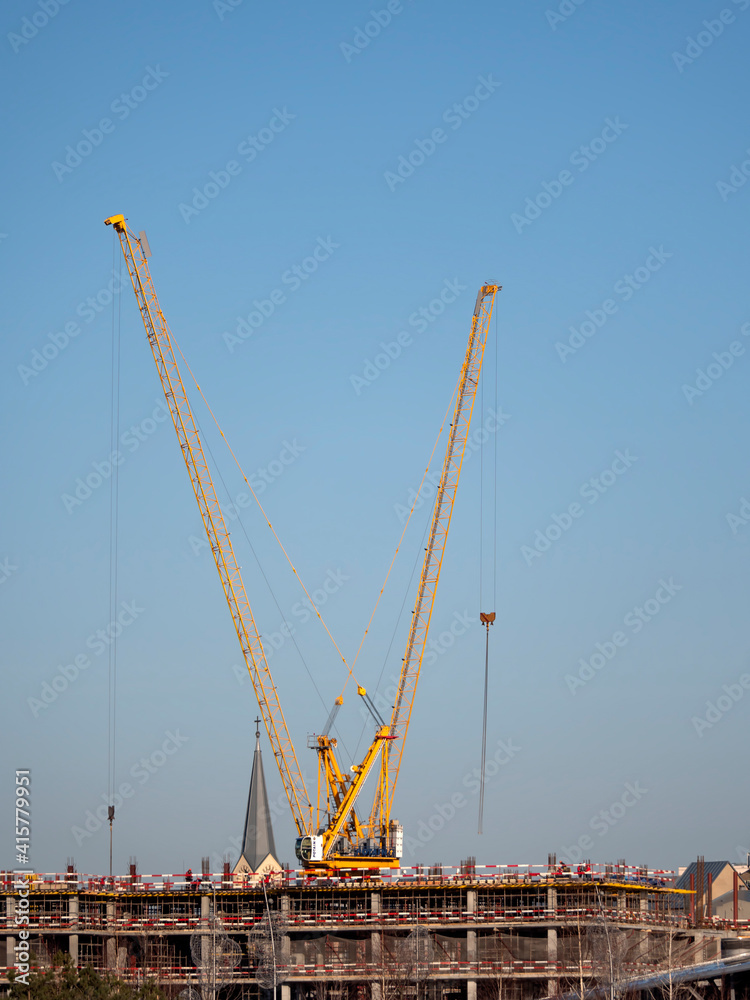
[197,420,353,764]
[493,304,499,608]
[351,513,431,766]
[107,238,123,874]
[170,340,354,684]
[478,295,500,834]
[347,378,459,765]
[479,346,484,611]
[340,376,460,700]
[478,623,490,834]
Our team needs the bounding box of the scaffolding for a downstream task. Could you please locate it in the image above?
[0,865,741,1000]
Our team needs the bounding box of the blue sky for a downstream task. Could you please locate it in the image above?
[2,0,749,877]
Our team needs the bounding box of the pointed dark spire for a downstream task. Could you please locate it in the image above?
[235,718,277,873]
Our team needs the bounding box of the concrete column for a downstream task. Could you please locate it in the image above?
[106,901,116,969]
[547,887,557,915]
[371,927,382,961]
[547,927,559,997]
[6,896,15,969]
[638,929,650,963]
[281,986,291,1000]
[693,932,704,963]
[370,891,381,964]
[201,895,210,921]
[280,894,291,967]
[467,929,477,998]
[370,891,382,1000]
[69,896,79,966]
[548,927,558,963]
[467,889,478,961]
[466,885,478,999]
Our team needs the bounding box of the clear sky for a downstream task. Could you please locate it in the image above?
[2,0,749,877]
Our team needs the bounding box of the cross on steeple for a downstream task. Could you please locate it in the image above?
[254,717,261,739]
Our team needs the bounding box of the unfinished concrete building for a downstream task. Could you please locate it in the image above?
[3,861,749,1000]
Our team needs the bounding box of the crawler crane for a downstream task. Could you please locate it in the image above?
[105,213,499,872]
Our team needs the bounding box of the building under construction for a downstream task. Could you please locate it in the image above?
[2,860,750,1000]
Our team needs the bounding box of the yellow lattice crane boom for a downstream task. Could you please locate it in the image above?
[370,284,500,841]
[104,214,312,838]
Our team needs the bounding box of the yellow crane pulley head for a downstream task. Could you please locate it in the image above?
[104,215,126,232]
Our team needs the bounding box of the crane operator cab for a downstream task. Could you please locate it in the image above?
[295,835,324,863]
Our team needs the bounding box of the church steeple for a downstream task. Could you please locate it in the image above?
[233,718,279,875]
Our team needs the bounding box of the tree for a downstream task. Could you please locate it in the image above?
[9,953,166,1000]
